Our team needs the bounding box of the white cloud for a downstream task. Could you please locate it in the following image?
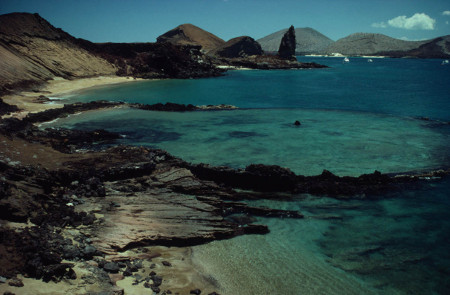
[443,11,450,16]
[371,22,387,28]
[387,13,435,30]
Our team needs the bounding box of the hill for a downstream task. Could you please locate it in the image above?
[156,24,225,53]
[322,33,427,56]
[257,27,334,54]
[384,35,450,58]
[0,13,116,91]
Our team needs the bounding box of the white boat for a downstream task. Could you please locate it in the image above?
[343,57,350,63]
[367,58,373,62]
[442,60,449,65]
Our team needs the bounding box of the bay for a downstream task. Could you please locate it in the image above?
[48,57,450,294]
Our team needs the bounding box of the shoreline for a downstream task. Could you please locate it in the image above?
[1,80,449,295]
[1,75,141,118]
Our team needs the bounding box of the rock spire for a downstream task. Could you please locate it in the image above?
[278,25,296,60]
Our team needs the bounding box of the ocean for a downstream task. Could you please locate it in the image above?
[47,57,450,294]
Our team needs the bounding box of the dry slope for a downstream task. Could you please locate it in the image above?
[0,13,116,91]
[157,24,225,53]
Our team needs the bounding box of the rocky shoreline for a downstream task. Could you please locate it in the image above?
[1,100,449,294]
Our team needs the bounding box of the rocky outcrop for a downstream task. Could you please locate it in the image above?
[211,36,263,58]
[81,42,225,79]
[278,25,297,60]
[157,24,225,53]
[258,27,334,54]
[132,102,238,112]
[0,98,19,115]
[216,54,327,69]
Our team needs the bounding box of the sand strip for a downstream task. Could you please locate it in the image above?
[1,76,141,118]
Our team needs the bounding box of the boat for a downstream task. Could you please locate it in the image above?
[367,58,373,63]
[343,57,350,63]
[442,60,449,65]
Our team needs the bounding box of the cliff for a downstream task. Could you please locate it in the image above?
[157,24,225,53]
[211,36,263,58]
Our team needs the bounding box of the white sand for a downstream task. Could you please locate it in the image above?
[1,76,140,118]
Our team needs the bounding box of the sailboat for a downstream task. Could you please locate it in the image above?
[442,60,449,65]
[367,58,373,62]
[343,57,350,63]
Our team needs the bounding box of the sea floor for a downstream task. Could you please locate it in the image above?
[192,179,450,295]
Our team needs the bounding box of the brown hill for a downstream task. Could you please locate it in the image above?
[211,36,263,58]
[0,13,117,91]
[157,24,225,52]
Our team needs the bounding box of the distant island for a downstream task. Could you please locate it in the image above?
[257,27,450,58]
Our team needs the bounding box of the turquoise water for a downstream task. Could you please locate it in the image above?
[49,57,450,294]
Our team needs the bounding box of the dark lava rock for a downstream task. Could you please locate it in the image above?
[82,213,96,225]
[0,98,19,116]
[82,245,97,259]
[161,261,172,267]
[62,245,81,260]
[213,36,263,58]
[8,278,23,287]
[190,289,202,295]
[294,120,301,126]
[133,102,197,112]
[123,268,133,277]
[208,293,220,295]
[25,101,124,124]
[86,42,225,79]
[3,292,15,295]
[152,275,163,287]
[151,286,161,293]
[103,262,120,273]
[0,226,76,282]
[278,25,296,60]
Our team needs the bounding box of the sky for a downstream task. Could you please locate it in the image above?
[1,0,449,42]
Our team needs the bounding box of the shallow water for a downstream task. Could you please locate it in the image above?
[48,107,449,176]
[49,57,450,294]
[193,178,450,295]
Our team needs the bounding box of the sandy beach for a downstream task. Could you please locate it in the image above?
[1,76,140,118]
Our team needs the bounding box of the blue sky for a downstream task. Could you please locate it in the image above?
[1,0,449,42]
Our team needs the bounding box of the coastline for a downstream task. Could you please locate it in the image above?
[1,76,140,118]
[1,69,449,295]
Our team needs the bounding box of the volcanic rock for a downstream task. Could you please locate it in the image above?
[103,262,120,273]
[212,36,263,58]
[278,25,297,60]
